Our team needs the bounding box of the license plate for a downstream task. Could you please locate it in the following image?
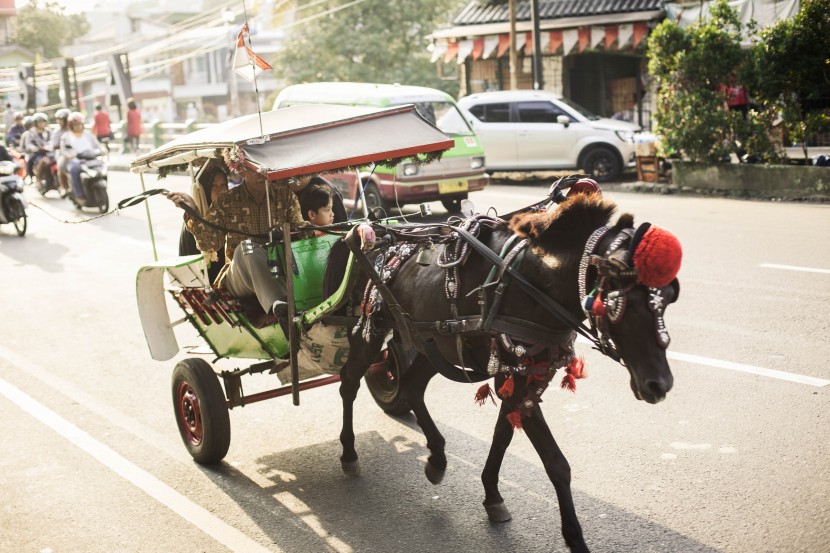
[438,180,469,194]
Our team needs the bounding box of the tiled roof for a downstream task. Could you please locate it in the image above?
[453,0,664,26]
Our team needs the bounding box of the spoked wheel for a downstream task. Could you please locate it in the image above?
[172,358,230,464]
[365,341,413,415]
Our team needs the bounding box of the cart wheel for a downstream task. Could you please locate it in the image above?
[365,342,412,415]
[172,358,230,464]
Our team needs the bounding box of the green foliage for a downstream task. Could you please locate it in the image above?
[14,1,89,59]
[271,0,465,99]
[750,0,830,159]
[647,0,780,162]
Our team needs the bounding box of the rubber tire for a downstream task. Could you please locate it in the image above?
[3,196,26,236]
[94,184,109,214]
[441,194,467,213]
[362,182,390,213]
[365,343,412,416]
[581,147,621,183]
[12,212,26,236]
[172,358,230,464]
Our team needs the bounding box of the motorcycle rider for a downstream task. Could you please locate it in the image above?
[21,113,51,184]
[61,111,101,206]
[51,108,71,196]
[6,113,25,148]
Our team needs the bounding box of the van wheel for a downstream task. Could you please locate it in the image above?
[582,147,621,182]
[362,183,390,213]
[441,195,466,212]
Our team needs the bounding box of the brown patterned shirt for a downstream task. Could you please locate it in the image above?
[185,180,305,266]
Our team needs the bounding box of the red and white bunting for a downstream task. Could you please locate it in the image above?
[233,22,272,83]
[457,39,474,64]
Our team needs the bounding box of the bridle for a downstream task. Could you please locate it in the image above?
[578,224,675,361]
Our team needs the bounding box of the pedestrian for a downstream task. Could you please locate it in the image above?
[4,103,16,136]
[6,113,25,149]
[92,104,112,154]
[126,98,142,153]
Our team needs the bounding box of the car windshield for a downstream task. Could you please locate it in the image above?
[405,101,475,136]
[557,97,602,121]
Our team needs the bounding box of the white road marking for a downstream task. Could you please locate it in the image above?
[760,263,830,274]
[667,351,830,387]
[576,337,830,387]
[0,376,277,553]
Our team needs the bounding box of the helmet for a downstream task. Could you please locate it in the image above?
[67,111,85,125]
[55,108,71,120]
[22,115,33,126]
[33,112,48,123]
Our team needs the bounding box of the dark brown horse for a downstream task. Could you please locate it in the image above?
[335,192,681,552]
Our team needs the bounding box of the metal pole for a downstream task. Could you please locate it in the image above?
[530,0,544,90]
[283,222,299,406]
[508,0,518,90]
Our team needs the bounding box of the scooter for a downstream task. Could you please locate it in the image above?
[0,160,28,236]
[36,153,61,197]
[68,150,109,214]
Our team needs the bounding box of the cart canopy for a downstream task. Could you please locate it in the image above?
[129,104,454,179]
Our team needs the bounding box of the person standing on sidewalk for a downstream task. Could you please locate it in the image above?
[92,104,112,154]
[125,98,142,153]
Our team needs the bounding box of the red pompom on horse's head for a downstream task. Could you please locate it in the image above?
[632,225,682,288]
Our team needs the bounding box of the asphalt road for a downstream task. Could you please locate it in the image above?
[0,171,828,553]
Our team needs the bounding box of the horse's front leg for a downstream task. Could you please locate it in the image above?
[481,400,516,522]
[401,354,444,483]
[523,404,588,553]
[339,333,385,476]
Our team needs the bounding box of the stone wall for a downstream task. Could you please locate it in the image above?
[671,162,830,200]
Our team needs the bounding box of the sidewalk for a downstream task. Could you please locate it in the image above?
[106,151,139,172]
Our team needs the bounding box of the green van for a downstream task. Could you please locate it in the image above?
[273,82,489,212]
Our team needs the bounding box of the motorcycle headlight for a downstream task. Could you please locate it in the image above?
[615,130,635,143]
[470,156,485,170]
[402,163,419,177]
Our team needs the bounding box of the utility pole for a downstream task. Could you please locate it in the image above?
[508,0,518,90]
[530,0,543,90]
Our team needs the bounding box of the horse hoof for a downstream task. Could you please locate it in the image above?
[424,462,445,485]
[341,460,361,477]
[485,502,512,523]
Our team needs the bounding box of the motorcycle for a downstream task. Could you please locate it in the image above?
[36,153,61,197]
[68,150,109,213]
[0,160,28,236]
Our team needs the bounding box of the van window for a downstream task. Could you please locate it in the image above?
[468,103,511,123]
[413,101,474,136]
[517,101,570,123]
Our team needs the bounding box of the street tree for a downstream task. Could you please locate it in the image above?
[271,0,465,98]
[750,0,830,161]
[14,0,89,59]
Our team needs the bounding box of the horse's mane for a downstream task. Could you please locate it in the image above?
[508,193,625,247]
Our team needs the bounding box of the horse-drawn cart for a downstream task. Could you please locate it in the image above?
[131,101,684,553]
[130,104,454,464]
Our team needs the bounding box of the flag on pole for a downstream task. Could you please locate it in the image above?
[233,22,272,83]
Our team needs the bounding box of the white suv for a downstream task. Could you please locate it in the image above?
[457,90,640,182]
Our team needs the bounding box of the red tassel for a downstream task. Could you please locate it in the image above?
[506,409,523,430]
[498,375,515,398]
[560,373,576,392]
[474,383,496,406]
[592,297,606,317]
[560,356,586,393]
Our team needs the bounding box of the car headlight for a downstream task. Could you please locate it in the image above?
[470,156,485,170]
[615,130,635,143]
[402,163,419,177]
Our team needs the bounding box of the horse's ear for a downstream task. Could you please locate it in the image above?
[509,211,551,239]
[612,213,635,231]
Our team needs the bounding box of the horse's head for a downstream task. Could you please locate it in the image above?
[510,195,682,404]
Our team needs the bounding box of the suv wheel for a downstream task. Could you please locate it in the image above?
[581,147,621,183]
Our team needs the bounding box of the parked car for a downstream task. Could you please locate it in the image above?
[273,82,489,212]
[456,90,640,182]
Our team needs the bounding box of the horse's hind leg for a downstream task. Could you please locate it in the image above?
[339,332,385,476]
[523,405,588,553]
[401,354,445,483]
[481,401,516,523]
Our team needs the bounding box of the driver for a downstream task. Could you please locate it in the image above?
[166,151,306,323]
[51,108,71,196]
[61,111,101,206]
[21,112,51,184]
